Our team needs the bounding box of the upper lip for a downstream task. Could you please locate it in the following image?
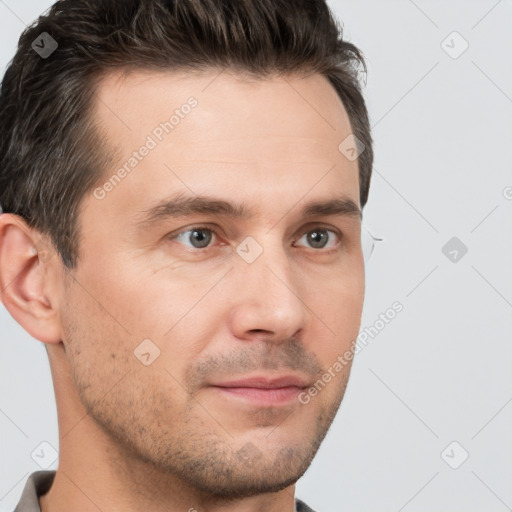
[210,375,310,389]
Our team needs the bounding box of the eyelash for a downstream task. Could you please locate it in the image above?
[167,225,342,254]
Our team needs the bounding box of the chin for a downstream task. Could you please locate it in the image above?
[175,442,317,500]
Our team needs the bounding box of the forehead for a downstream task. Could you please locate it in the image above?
[85,69,360,229]
[92,68,355,160]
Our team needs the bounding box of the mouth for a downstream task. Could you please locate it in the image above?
[209,375,310,407]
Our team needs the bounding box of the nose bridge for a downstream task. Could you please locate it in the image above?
[241,230,294,290]
[229,232,307,339]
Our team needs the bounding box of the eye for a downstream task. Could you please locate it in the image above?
[295,228,341,251]
[170,226,218,250]
[168,225,341,252]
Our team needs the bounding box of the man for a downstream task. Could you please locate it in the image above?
[0,0,373,510]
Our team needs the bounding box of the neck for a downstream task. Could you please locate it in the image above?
[39,346,297,512]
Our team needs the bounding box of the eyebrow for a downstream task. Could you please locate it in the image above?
[133,191,362,229]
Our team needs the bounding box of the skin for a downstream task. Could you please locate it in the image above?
[0,69,365,512]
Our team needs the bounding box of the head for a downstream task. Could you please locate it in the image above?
[0,0,373,500]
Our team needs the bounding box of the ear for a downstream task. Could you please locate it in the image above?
[0,213,62,344]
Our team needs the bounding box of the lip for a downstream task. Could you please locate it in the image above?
[209,375,310,407]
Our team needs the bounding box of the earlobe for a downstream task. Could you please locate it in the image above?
[0,214,62,344]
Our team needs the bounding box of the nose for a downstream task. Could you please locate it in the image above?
[227,239,307,343]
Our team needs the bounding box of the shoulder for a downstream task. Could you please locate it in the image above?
[295,497,317,512]
[13,471,55,512]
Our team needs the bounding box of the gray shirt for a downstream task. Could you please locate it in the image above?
[13,471,316,512]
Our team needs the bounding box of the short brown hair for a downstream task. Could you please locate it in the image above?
[0,0,373,269]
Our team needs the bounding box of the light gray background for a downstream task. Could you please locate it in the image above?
[1,1,511,511]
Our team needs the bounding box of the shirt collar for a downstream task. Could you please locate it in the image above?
[14,471,313,511]
[14,471,55,512]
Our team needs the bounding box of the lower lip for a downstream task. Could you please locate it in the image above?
[211,386,304,406]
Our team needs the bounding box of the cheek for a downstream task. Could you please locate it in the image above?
[73,256,183,343]
[61,267,156,398]
[303,269,364,366]
[61,283,194,425]
[61,286,128,375]
[308,264,364,323]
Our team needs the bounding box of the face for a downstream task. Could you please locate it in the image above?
[61,69,365,497]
